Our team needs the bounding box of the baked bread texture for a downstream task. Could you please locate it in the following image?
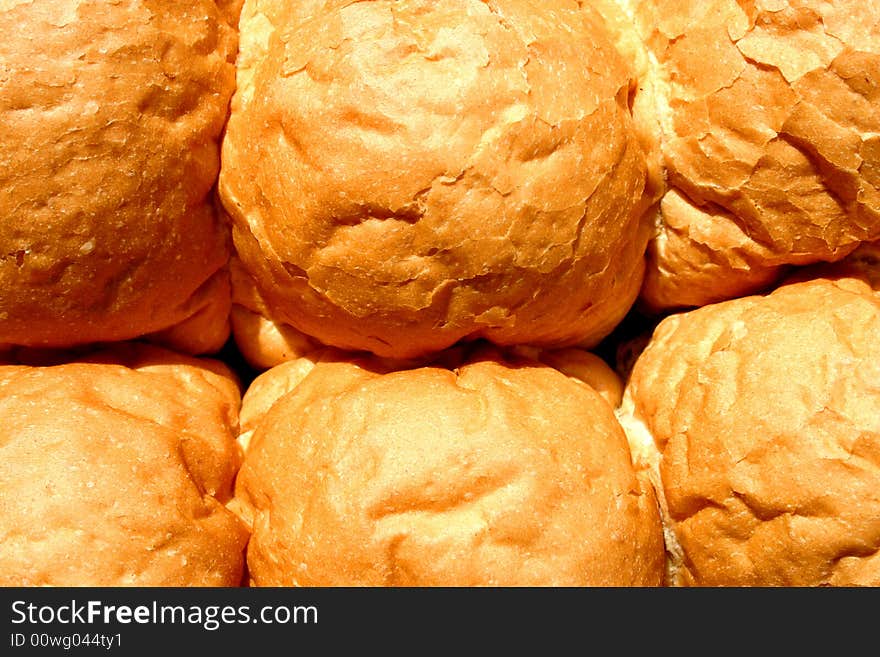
[228,256,324,371]
[219,0,655,360]
[0,0,238,354]
[8,0,879,591]
[0,343,249,586]
[620,259,880,586]
[232,346,665,586]
[620,0,880,311]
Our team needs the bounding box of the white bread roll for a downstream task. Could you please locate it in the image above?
[0,1,238,354]
[233,347,666,586]
[620,256,880,586]
[0,344,249,586]
[220,0,655,360]
[619,0,880,311]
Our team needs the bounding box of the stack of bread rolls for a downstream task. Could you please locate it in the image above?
[1,0,877,587]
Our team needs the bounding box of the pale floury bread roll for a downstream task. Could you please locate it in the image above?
[0,1,238,354]
[621,0,880,310]
[0,344,249,586]
[220,0,655,361]
[619,259,880,586]
[232,347,666,586]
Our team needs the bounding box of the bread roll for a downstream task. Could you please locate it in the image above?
[232,347,665,586]
[220,0,654,360]
[0,344,249,586]
[625,0,880,310]
[620,262,880,586]
[0,1,238,353]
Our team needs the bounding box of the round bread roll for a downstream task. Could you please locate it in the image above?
[624,0,880,311]
[0,1,238,353]
[620,264,880,586]
[219,0,655,360]
[232,347,666,587]
[0,344,249,586]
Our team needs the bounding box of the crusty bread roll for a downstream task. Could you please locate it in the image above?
[219,0,655,360]
[0,343,249,586]
[0,1,238,354]
[622,0,880,311]
[232,347,665,586]
[619,262,880,586]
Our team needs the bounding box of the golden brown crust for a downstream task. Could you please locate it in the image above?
[633,0,880,311]
[220,0,654,359]
[0,343,249,586]
[216,0,245,26]
[587,0,666,214]
[786,239,880,291]
[512,345,625,408]
[229,257,324,370]
[238,355,318,434]
[623,269,880,586]
[0,1,237,353]
[234,350,665,587]
[147,265,233,356]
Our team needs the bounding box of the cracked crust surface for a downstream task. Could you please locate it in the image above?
[622,0,880,311]
[220,0,654,359]
[622,264,880,586]
[233,348,665,586]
